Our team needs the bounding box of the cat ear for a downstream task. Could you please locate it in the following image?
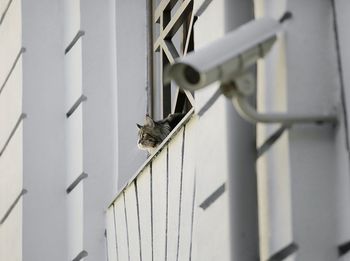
[145,115,155,127]
[136,123,142,129]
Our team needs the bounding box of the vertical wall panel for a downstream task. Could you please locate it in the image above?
[137,166,153,261]
[254,1,294,260]
[0,200,22,261]
[79,0,118,258]
[178,122,196,260]
[115,1,148,188]
[192,1,231,260]
[0,123,23,220]
[66,105,83,185]
[285,1,339,260]
[333,0,350,253]
[0,0,23,258]
[254,0,341,260]
[64,40,83,112]
[106,207,118,261]
[124,182,141,261]
[167,128,184,260]
[0,0,8,15]
[64,1,84,259]
[67,183,83,261]
[192,0,228,219]
[0,0,22,87]
[63,0,81,47]
[152,149,167,261]
[114,196,129,261]
[335,0,350,144]
[0,58,22,150]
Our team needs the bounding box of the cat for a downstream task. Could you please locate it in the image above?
[137,113,185,154]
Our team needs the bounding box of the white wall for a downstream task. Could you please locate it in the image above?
[0,2,23,260]
[191,0,230,260]
[2,1,350,261]
[115,2,148,189]
[63,0,118,260]
[21,0,67,260]
[4,0,140,260]
[286,2,339,260]
[192,0,259,260]
[254,1,293,259]
[63,2,84,259]
[256,0,350,260]
[333,1,350,258]
[80,0,118,259]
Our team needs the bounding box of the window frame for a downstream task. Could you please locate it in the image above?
[148,0,196,119]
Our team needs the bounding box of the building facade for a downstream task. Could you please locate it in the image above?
[1,0,350,261]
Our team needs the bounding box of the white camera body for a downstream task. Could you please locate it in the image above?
[165,15,337,125]
[165,17,282,91]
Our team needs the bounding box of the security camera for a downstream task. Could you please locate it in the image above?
[165,17,282,91]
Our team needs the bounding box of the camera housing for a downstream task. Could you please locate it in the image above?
[165,15,337,125]
[165,17,282,91]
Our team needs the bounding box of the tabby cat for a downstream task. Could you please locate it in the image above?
[137,113,185,154]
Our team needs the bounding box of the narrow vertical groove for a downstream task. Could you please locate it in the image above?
[150,163,154,261]
[123,192,131,261]
[112,205,120,261]
[134,180,143,261]
[331,0,350,151]
[176,126,186,261]
[105,229,110,261]
[165,147,169,260]
[189,171,197,261]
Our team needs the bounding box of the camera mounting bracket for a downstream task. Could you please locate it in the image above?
[220,75,337,125]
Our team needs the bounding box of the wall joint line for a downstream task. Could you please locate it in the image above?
[0,113,26,157]
[0,47,26,97]
[0,189,27,225]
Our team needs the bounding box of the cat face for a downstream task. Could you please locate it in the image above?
[137,115,160,152]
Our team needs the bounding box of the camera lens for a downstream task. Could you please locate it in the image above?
[184,65,200,85]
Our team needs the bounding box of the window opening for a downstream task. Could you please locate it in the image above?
[151,0,195,120]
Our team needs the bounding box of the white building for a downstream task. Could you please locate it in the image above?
[1,0,350,261]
